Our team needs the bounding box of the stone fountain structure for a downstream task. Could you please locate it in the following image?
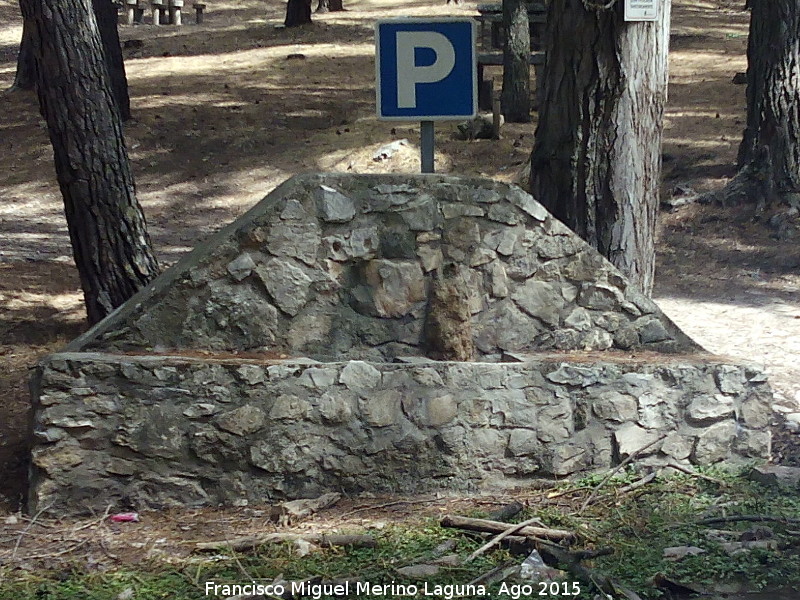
[28,174,772,513]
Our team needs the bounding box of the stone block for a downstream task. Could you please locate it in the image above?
[266,221,321,266]
[508,191,548,221]
[733,428,771,459]
[237,364,266,385]
[592,390,638,423]
[359,389,401,427]
[417,245,443,272]
[183,403,220,418]
[317,390,354,424]
[474,300,542,353]
[638,391,679,429]
[687,394,735,425]
[442,202,485,219]
[512,280,568,327]
[316,184,356,223]
[488,261,509,297]
[542,442,588,476]
[563,307,592,331]
[578,283,625,311]
[692,420,737,464]
[533,235,581,260]
[483,227,518,256]
[738,390,772,429]
[426,394,459,427]
[398,195,441,231]
[614,423,662,458]
[226,252,256,281]
[254,258,312,317]
[487,202,520,225]
[507,428,539,456]
[715,365,745,395]
[546,364,599,387]
[487,388,536,428]
[340,361,381,390]
[748,465,800,490]
[269,395,311,420]
[279,198,308,220]
[297,367,337,389]
[363,260,426,318]
[635,316,671,344]
[215,405,266,436]
[661,432,694,460]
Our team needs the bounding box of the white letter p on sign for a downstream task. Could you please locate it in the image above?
[395,32,456,109]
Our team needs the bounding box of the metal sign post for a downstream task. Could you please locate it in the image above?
[420,121,435,173]
[375,19,477,174]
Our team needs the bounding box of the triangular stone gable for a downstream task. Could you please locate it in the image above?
[69,173,700,359]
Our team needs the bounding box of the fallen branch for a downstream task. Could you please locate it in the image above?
[618,472,657,494]
[666,462,728,486]
[465,516,553,563]
[545,486,595,500]
[440,515,575,542]
[337,497,442,518]
[696,515,800,526]
[23,539,89,560]
[11,503,53,560]
[194,533,377,553]
[270,492,341,525]
[467,560,519,586]
[580,433,668,512]
[71,505,113,533]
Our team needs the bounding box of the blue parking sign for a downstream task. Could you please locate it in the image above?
[376,18,477,121]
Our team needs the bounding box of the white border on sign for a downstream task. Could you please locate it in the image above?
[375,17,478,121]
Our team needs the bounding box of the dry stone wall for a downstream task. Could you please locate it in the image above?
[30,352,771,513]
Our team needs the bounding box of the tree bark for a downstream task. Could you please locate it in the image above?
[501,0,531,122]
[11,14,36,91]
[736,0,800,200]
[315,0,343,13]
[19,0,160,325]
[93,0,131,121]
[529,0,671,295]
[285,0,312,26]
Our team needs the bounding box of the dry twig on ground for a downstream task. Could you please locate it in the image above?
[440,515,575,542]
[580,434,668,512]
[696,515,800,526]
[194,533,377,552]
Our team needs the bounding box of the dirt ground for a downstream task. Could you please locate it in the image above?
[0,0,798,521]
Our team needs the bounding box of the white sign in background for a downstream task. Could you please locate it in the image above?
[624,0,658,21]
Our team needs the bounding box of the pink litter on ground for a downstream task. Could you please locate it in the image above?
[109,512,139,522]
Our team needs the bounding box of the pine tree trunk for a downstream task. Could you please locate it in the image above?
[736,0,800,198]
[93,0,131,121]
[529,0,671,295]
[19,0,160,325]
[501,0,530,122]
[11,14,36,91]
[285,0,312,26]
